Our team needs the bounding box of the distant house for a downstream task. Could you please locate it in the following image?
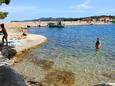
[99,17,112,22]
[81,18,92,23]
[82,18,92,21]
[92,19,98,22]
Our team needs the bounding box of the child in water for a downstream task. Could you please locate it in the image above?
[95,38,101,49]
[0,23,8,45]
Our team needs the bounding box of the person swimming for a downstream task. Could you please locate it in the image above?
[95,38,101,49]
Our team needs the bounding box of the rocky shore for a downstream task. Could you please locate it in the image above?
[0,24,114,86]
[0,28,47,86]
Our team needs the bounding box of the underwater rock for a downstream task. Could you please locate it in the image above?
[41,70,75,86]
[95,83,115,86]
[31,59,54,70]
[102,72,115,80]
[0,63,26,86]
[27,80,39,86]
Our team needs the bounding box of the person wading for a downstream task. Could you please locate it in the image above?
[95,38,101,49]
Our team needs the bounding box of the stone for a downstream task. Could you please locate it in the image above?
[31,59,54,70]
[42,70,75,86]
[1,46,16,59]
[95,83,115,86]
[0,63,26,86]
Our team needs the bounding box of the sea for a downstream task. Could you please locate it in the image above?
[14,25,115,86]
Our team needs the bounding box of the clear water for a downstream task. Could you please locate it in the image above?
[15,25,115,86]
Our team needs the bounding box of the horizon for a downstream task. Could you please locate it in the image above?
[0,0,115,22]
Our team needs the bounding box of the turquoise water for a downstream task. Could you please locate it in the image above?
[28,25,115,62]
[16,25,115,86]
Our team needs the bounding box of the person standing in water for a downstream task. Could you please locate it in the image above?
[95,38,101,49]
[0,23,8,45]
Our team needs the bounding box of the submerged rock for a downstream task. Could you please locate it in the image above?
[95,83,115,86]
[41,70,75,86]
[0,63,26,86]
[102,72,115,80]
[31,59,54,70]
[27,80,40,86]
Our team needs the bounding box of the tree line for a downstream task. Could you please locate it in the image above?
[30,15,115,21]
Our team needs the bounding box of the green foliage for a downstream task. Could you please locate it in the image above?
[0,0,10,19]
[0,12,8,19]
[4,0,10,5]
[31,15,115,21]
[0,0,10,5]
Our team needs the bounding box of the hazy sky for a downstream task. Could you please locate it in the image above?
[0,0,115,22]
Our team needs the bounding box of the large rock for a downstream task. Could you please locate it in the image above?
[0,63,26,86]
[1,46,16,59]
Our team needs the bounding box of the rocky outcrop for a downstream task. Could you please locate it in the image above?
[1,46,16,59]
[0,63,26,86]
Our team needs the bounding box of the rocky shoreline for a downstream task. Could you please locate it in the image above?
[0,28,48,86]
[0,26,114,86]
[3,21,113,29]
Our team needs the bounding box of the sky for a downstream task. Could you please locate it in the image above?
[0,0,115,22]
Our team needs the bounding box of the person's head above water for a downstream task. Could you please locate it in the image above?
[96,38,100,44]
[97,38,99,41]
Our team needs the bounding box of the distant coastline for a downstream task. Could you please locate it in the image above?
[4,21,113,29]
[2,15,115,28]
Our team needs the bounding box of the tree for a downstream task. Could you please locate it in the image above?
[0,0,11,19]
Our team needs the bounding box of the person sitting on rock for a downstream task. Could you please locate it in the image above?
[21,28,27,36]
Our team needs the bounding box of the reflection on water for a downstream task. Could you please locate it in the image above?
[15,25,115,86]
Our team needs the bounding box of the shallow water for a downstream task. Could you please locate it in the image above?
[14,25,115,86]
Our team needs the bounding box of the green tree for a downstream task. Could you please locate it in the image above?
[0,0,10,19]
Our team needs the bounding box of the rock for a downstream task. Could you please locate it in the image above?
[95,83,115,86]
[1,46,16,59]
[30,59,54,70]
[0,63,26,86]
[102,72,115,80]
[0,54,8,63]
[41,70,75,86]
[27,80,39,86]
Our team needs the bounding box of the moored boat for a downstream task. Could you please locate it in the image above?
[48,21,64,28]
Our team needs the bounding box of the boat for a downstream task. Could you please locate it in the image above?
[48,21,64,28]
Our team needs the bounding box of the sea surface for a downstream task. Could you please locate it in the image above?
[14,25,115,86]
